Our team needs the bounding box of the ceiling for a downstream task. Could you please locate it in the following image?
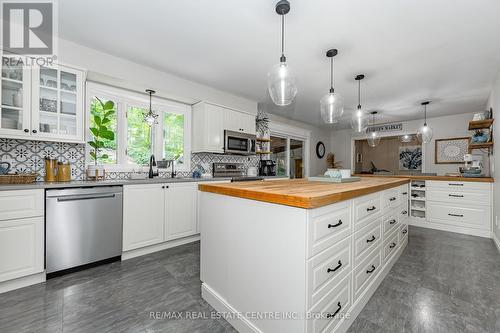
[59,0,500,128]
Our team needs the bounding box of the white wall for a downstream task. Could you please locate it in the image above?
[331,112,480,174]
[487,70,500,242]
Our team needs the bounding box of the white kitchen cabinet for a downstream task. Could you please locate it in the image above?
[123,184,165,251]
[0,189,44,284]
[0,59,85,143]
[165,182,197,240]
[0,217,44,283]
[192,101,256,153]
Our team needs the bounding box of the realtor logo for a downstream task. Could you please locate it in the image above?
[2,1,55,55]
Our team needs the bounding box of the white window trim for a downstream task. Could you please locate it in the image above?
[85,81,191,172]
[269,121,311,177]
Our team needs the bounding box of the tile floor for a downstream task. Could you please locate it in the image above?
[0,226,499,332]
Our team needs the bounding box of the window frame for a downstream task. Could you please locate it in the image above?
[85,82,191,172]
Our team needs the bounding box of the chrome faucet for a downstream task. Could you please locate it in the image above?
[148,155,158,178]
[171,161,176,179]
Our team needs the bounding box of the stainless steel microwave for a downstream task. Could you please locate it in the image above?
[224,130,256,155]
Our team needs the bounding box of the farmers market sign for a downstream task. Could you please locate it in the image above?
[366,122,403,133]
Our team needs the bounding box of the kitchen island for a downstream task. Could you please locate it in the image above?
[198,178,410,333]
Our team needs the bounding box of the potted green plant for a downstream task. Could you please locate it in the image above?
[87,98,115,179]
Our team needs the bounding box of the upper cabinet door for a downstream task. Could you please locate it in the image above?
[223,108,255,134]
[239,112,256,134]
[31,64,85,143]
[0,56,32,137]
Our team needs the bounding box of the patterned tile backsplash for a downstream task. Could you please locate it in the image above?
[0,138,259,181]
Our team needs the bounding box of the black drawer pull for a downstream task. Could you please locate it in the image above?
[326,302,342,319]
[402,192,408,195]
[389,242,396,249]
[327,260,342,273]
[448,213,464,217]
[366,206,376,211]
[449,183,463,186]
[402,210,408,215]
[402,229,408,235]
[328,220,343,228]
[366,235,376,243]
[366,265,376,274]
[449,194,464,198]
[389,219,397,225]
[389,197,397,201]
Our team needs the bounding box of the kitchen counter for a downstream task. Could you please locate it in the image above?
[199,177,409,208]
[0,177,234,191]
[353,174,494,183]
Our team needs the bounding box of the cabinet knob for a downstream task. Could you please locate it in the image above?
[32,129,37,133]
[162,186,165,189]
[24,128,29,133]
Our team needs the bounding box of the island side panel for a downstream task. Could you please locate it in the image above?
[200,192,308,333]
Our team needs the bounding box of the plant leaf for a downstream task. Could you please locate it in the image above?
[104,101,114,110]
[90,151,96,160]
[88,141,98,149]
[100,129,114,140]
[100,154,109,159]
[101,117,111,124]
[90,127,99,137]
[94,115,102,126]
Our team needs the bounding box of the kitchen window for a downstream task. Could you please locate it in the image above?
[86,82,191,171]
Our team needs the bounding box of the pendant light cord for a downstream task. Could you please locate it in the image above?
[280,14,285,62]
[149,91,152,112]
[357,79,361,108]
[424,104,427,126]
[330,57,334,93]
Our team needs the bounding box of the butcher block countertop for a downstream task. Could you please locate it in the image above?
[198,177,409,209]
[353,174,494,183]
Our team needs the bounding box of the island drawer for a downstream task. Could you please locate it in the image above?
[383,228,399,263]
[354,219,381,263]
[399,223,408,242]
[399,184,409,203]
[0,189,44,221]
[426,180,491,191]
[427,202,490,230]
[354,192,381,224]
[307,201,351,257]
[307,274,351,333]
[427,188,491,206]
[382,188,400,211]
[354,246,382,300]
[307,237,351,309]
[382,211,399,238]
[399,205,409,222]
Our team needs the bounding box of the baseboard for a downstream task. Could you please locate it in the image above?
[0,272,45,294]
[335,237,407,333]
[408,220,491,238]
[201,283,263,333]
[122,234,200,260]
[202,238,408,333]
[493,232,500,255]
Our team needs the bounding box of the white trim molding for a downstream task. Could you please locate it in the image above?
[493,232,500,254]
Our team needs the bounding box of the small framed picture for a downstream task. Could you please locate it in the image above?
[435,137,469,164]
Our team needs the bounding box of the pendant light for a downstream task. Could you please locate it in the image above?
[351,74,369,133]
[400,134,414,143]
[143,89,158,126]
[367,111,381,147]
[320,49,344,123]
[267,0,297,106]
[417,101,433,143]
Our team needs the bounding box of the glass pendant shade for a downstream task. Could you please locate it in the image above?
[400,134,413,143]
[351,108,368,133]
[367,131,381,147]
[268,62,297,106]
[320,91,344,124]
[144,112,158,126]
[417,124,433,143]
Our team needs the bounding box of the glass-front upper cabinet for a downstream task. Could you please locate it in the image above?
[0,56,31,136]
[31,65,84,142]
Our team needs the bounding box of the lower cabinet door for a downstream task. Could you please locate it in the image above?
[165,183,197,240]
[0,217,44,282]
[123,184,165,251]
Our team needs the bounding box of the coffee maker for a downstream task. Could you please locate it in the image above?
[259,160,276,176]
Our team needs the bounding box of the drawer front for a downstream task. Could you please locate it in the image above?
[0,189,44,220]
[427,188,491,206]
[399,184,409,203]
[354,193,381,226]
[427,180,491,191]
[354,246,382,299]
[427,201,490,230]
[400,223,408,241]
[308,275,351,333]
[383,229,399,262]
[308,237,351,308]
[354,219,381,262]
[382,211,399,238]
[308,202,351,257]
[399,206,409,222]
[382,189,400,210]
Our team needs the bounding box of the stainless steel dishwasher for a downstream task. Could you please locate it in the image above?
[46,186,123,276]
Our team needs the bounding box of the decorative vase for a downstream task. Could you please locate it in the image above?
[87,165,105,180]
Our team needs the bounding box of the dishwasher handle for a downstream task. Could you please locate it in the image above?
[56,193,116,202]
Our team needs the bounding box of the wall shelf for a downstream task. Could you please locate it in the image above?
[468,119,493,130]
